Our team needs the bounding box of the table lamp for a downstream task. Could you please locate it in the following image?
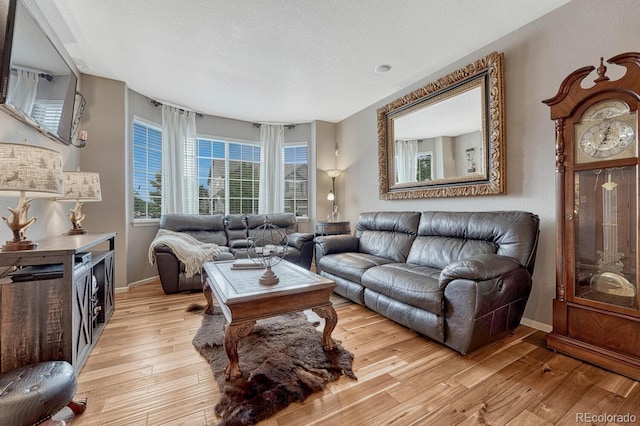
[0,141,64,251]
[58,170,102,235]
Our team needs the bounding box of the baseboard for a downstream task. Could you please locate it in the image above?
[115,276,159,293]
[520,317,552,333]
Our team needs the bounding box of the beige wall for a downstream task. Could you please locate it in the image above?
[333,0,640,329]
[313,120,337,223]
[79,75,128,291]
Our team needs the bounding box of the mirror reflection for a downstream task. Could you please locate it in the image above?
[378,51,506,199]
[1,0,78,144]
[393,84,485,184]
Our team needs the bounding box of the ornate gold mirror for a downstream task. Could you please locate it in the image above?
[377,51,506,199]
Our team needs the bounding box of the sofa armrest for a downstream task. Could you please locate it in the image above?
[286,232,314,250]
[154,249,181,294]
[439,253,533,354]
[286,232,315,270]
[438,254,521,290]
[314,235,360,261]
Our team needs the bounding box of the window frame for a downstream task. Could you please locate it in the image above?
[132,117,163,222]
[416,151,433,181]
[283,143,309,218]
[196,136,262,216]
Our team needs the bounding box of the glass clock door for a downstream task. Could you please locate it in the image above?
[574,166,638,309]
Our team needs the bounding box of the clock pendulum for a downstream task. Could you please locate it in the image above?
[590,169,636,297]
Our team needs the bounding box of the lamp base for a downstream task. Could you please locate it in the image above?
[2,240,38,251]
[259,268,279,285]
[67,228,88,235]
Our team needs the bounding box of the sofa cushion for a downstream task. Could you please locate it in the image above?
[355,212,420,262]
[362,263,443,314]
[229,239,251,249]
[247,213,297,233]
[408,236,498,270]
[407,211,540,271]
[317,252,393,284]
[159,214,228,246]
[225,214,248,242]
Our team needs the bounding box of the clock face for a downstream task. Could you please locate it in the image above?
[575,102,637,163]
[579,119,635,158]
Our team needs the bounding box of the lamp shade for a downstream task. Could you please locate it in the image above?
[59,171,102,201]
[0,142,63,197]
[326,169,342,178]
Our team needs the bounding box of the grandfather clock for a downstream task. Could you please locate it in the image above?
[543,53,640,380]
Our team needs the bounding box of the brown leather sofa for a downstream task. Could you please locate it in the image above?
[315,211,540,355]
[153,213,314,294]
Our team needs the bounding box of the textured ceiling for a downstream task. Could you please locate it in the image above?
[35,0,570,123]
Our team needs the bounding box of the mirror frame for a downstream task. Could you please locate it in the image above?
[377,51,506,199]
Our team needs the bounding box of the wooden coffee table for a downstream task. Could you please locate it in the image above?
[202,260,338,380]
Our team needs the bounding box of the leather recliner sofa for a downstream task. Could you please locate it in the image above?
[315,211,540,355]
[153,213,314,294]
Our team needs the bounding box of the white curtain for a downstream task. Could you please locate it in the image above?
[258,124,285,214]
[396,140,419,182]
[161,105,198,214]
[9,69,38,115]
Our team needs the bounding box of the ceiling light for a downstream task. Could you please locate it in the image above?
[374,64,392,74]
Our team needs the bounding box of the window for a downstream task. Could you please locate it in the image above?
[416,152,433,181]
[283,145,308,217]
[133,126,310,219]
[31,100,63,134]
[197,138,261,215]
[133,120,162,219]
[197,139,226,215]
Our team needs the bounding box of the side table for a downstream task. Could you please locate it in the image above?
[315,221,351,236]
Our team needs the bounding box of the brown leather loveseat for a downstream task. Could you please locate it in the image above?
[152,213,314,294]
[315,211,540,355]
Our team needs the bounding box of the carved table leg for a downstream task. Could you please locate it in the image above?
[223,321,255,380]
[67,396,88,414]
[312,304,338,350]
[203,282,215,315]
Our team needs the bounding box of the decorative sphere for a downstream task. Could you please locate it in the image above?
[247,217,289,273]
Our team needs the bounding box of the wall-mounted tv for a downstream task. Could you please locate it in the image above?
[0,0,78,145]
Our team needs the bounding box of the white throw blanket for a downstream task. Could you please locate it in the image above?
[148,229,225,278]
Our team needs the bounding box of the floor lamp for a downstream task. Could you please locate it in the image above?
[326,169,342,221]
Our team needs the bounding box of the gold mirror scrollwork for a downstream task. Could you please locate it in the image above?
[377,51,506,199]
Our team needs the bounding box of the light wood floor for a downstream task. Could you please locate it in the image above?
[69,281,640,426]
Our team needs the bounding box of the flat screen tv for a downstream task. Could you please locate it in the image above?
[0,0,78,145]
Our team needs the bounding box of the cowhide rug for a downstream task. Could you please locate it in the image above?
[191,305,356,426]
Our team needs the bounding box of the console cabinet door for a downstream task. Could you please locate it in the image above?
[102,252,115,321]
[0,277,71,372]
[73,266,93,367]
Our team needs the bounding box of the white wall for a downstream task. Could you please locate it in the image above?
[333,0,640,328]
[0,113,77,243]
[0,0,80,245]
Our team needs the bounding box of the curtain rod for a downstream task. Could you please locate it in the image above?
[252,123,296,130]
[11,65,53,81]
[150,100,204,118]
